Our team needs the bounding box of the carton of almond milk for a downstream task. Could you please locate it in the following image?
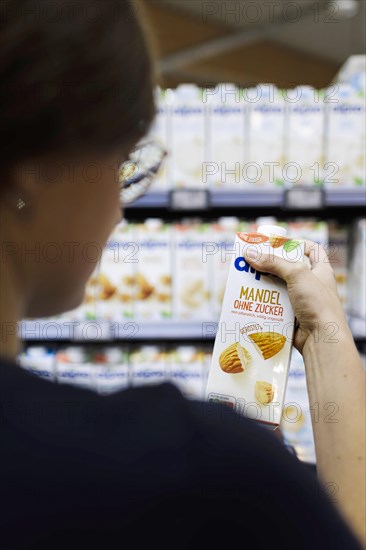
[206,224,304,427]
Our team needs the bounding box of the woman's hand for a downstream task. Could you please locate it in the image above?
[244,240,349,353]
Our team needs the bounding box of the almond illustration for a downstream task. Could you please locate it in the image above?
[219,342,251,374]
[255,381,274,405]
[249,332,286,360]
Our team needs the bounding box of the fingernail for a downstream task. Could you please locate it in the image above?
[245,248,258,261]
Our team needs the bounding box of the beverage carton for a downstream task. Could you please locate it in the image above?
[55,347,96,390]
[19,346,56,382]
[286,86,324,186]
[130,346,168,387]
[206,224,305,427]
[171,85,207,188]
[280,348,316,464]
[206,84,246,188]
[173,220,211,320]
[325,84,365,187]
[211,217,242,320]
[58,263,100,323]
[96,220,136,321]
[92,347,130,395]
[148,87,170,190]
[348,219,366,320]
[247,85,285,187]
[170,346,204,400]
[134,219,172,320]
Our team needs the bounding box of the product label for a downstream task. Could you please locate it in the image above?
[206,231,304,426]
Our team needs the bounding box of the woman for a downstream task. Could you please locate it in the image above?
[0,1,364,548]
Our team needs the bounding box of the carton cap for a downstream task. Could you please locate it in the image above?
[257,224,287,237]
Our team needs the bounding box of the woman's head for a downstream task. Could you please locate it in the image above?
[0,0,155,318]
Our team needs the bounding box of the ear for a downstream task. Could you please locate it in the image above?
[5,161,44,209]
[9,160,43,202]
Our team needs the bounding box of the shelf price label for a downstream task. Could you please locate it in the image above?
[170,189,210,211]
[283,186,325,210]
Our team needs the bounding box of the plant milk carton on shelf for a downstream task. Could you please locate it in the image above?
[147,87,170,190]
[247,85,285,187]
[55,347,96,391]
[206,224,305,427]
[134,219,172,320]
[173,220,211,320]
[286,86,324,186]
[348,219,366,320]
[19,347,56,382]
[92,347,130,395]
[59,263,100,323]
[170,346,204,400]
[280,349,316,464]
[96,221,135,321]
[130,346,168,387]
[171,85,207,188]
[206,84,246,188]
[327,222,348,309]
[325,84,365,187]
[211,217,242,320]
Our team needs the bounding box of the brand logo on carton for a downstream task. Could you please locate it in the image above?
[213,105,242,115]
[234,256,264,281]
[254,105,282,114]
[333,104,363,113]
[174,106,203,116]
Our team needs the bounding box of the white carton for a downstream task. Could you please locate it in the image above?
[170,346,204,400]
[286,86,324,186]
[148,87,170,190]
[134,219,172,320]
[58,263,100,323]
[281,348,316,464]
[130,346,168,387]
[96,221,136,321]
[211,217,242,320]
[348,219,366,320]
[247,85,285,187]
[92,347,130,395]
[207,84,246,188]
[19,346,56,382]
[325,84,365,187]
[173,221,211,320]
[171,85,207,188]
[55,347,96,390]
[206,224,305,426]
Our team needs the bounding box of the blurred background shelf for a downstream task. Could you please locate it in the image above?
[20,318,365,345]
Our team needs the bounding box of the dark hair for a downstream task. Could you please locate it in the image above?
[0,0,156,172]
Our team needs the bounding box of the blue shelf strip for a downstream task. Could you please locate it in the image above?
[127,189,366,209]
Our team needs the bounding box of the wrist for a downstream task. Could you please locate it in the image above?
[302,318,355,358]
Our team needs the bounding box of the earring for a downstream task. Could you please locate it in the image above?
[16,198,27,211]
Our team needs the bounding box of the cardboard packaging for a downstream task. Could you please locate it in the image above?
[207,84,246,188]
[325,84,365,187]
[286,86,324,186]
[247,85,286,187]
[134,219,172,320]
[171,85,207,188]
[206,224,305,427]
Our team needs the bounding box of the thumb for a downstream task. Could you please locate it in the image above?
[243,248,307,283]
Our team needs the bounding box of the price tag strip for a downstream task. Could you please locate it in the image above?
[283,186,325,210]
[169,189,210,211]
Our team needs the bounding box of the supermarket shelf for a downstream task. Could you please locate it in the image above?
[20,318,365,344]
[19,320,219,343]
[126,189,366,210]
